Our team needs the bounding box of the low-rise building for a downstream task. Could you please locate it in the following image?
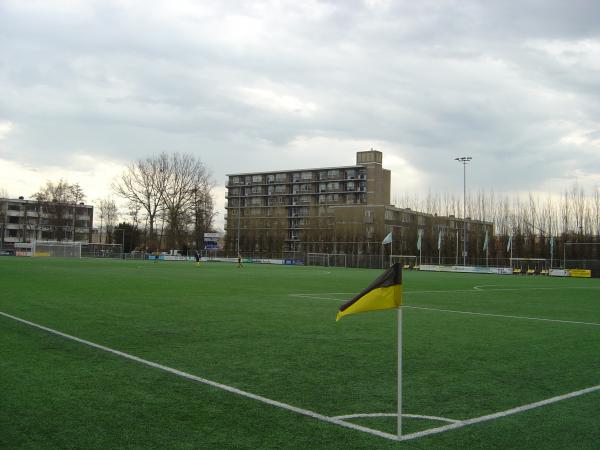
[0,196,94,249]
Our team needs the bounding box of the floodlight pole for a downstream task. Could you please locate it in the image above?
[455,157,472,266]
[236,191,241,256]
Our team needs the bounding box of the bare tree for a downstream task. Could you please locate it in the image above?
[593,186,600,236]
[113,155,168,245]
[97,198,118,244]
[33,179,86,241]
[160,153,214,250]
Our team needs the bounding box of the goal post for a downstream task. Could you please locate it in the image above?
[510,257,548,275]
[33,241,82,258]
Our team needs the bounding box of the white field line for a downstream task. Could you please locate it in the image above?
[404,306,600,327]
[5,307,600,442]
[333,412,460,424]
[399,384,600,442]
[290,285,600,301]
[290,291,600,327]
[0,311,397,442]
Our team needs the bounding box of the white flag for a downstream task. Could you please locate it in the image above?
[437,231,442,251]
[507,235,512,252]
[382,231,392,245]
[483,230,489,251]
[416,230,422,251]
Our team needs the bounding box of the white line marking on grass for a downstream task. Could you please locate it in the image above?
[405,306,600,327]
[399,384,600,442]
[333,412,459,424]
[0,311,397,442]
[473,285,502,290]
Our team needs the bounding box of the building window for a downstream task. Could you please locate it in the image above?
[275,173,287,182]
[252,175,263,183]
[327,169,340,179]
[275,185,287,194]
[231,176,241,185]
[366,225,375,238]
[267,174,275,183]
[301,171,313,180]
[346,169,356,179]
[327,182,339,191]
[251,186,262,194]
[347,181,355,191]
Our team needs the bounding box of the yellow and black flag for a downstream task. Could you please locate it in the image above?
[336,263,403,321]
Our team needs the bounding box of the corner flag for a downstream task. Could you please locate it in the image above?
[382,231,393,245]
[336,263,402,321]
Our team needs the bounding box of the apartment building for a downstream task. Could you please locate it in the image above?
[0,196,94,249]
[224,150,492,259]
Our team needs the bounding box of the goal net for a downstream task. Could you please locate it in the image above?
[33,241,82,258]
[510,258,548,274]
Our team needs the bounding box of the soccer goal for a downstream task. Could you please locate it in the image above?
[390,255,418,269]
[306,253,347,268]
[510,257,548,275]
[32,241,82,258]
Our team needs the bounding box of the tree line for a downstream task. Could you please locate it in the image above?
[395,183,600,262]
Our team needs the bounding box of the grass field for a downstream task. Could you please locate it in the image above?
[1,257,600,449]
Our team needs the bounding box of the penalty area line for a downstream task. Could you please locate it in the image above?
[0,310,397,442]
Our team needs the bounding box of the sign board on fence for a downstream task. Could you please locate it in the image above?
[568,269,592,278]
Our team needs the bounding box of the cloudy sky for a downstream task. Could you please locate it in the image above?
[1,0,599,229]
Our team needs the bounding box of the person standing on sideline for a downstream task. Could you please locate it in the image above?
[194,250,200,266]
[237,254,243,268]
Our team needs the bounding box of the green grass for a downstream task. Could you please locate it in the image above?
[1,257,600,448]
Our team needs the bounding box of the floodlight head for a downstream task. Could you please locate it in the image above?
[455,156,472,163]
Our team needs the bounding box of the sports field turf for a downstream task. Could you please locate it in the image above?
[1,257,600,449]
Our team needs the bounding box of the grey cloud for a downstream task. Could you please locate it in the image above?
[1,0,600,212]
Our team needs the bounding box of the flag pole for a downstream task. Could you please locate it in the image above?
[397,305,402,439]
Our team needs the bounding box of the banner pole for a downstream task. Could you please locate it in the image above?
[397,306,402,439]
